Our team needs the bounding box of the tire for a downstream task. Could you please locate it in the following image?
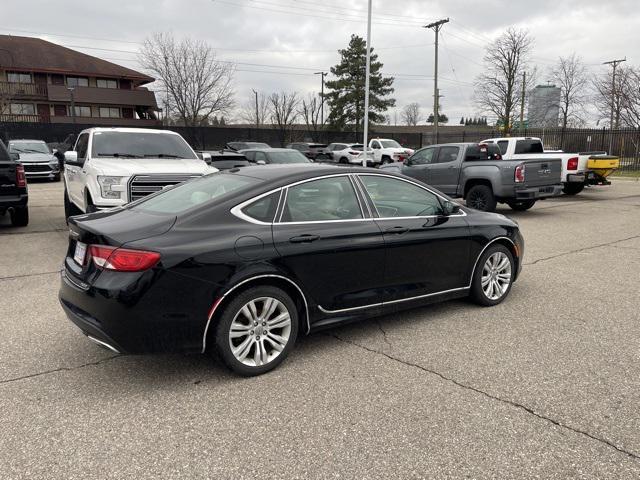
[85,191,98,213]
[507,200,536,211]
[381,155,391,165]
[563,183,585,195]
[52,173,61,182]
[10,206,29,227]
[214,285,299,376]
[64,188,82,221]
[466,184,497,212]
[470,244,514,306]
[339,157,348,164]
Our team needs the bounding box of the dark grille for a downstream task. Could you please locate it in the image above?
[128,174,202,201]
[23,164,53,173]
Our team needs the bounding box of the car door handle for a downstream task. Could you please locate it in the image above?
[289,234,320,243]
[384,226,409,235]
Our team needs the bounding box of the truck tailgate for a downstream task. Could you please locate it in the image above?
[0,160,20,196]
[521,157,562,187]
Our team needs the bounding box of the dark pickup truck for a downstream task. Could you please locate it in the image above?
[380,142,563,212]
[0,141,29,226]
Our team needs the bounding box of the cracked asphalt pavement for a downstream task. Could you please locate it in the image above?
[1,179,639,479]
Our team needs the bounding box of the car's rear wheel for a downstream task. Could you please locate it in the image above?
[10,206,29,227]
[470,244,514,306]
[466,185,497,212]
[507,200,536,211]
[214,286,299,376]
[563,183,585,195]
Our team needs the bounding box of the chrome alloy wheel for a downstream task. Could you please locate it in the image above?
[481,252,512,300]
[228,297,292,367]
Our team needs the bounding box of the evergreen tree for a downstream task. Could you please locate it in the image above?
[460,116,464,125]
[219,116,226,126]
[325,35,395,135]
[211,115,219,126]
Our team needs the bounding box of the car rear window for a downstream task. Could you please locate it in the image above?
[515,140,544,154]
[465,144,502,161]
[132,173,258,214]
[242,191,280,223]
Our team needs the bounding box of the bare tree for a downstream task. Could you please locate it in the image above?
[592,65,634,129]
[268,91,300,146]
[238,90,270,126]
[619,66,640,128]
[551,54,589,129]
[139,32,235,127]
[474,28,533,132]
[298,93,322,138]
[401,102,421,126]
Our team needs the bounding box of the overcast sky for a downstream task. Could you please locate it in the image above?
[2,0,638,125]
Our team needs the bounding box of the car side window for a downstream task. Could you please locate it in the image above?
[409,148,435,166]
[75,133,89,160]
[360,175,443,218]
[244,151,255,161]
[281,176,363,222]
[371,141,381,149]
[497,141,508,155]
[242,191,280,223]
[436,146,459,163]
[255,151,267,163]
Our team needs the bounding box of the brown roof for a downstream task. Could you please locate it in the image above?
[0,35,154,84]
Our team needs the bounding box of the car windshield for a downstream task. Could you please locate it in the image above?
[132,173,259,214]
[91,132,197,159]
[380,140,401,148]
[9,142,50,154]
[267,151,311,164]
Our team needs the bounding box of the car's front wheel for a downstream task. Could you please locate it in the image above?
[470,244,514,306]
[214,286,299,376]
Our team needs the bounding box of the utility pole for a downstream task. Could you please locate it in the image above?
[424,17,449,143]
[603,57,626,152]
[163,54,169,127]
[67,87,76,124]
[520,71,526,133]
[314,71,327,126]
[361,0,372,167]
[252,89,260,127]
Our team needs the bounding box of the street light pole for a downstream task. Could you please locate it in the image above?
[314,71,327,126]
[67,87,76,124]
[362,0,373,168]
[603,57,626,153]
[252,89,260,127]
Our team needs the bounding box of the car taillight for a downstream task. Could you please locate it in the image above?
[16,164,27,187]
[89,245,161,272]
[515,164,525,183]
[567,157,578,170]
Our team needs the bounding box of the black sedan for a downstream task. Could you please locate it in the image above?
[59,165,524,376]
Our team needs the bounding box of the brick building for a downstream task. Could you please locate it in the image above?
[0,35,159,126]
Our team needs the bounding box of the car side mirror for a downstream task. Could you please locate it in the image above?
[64,151,80,165]
[256,160,266,165]
[443,201,461,216]
[10,152,20,161]
[201,152,212,165]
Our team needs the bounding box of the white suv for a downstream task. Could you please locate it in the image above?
[63,128,216,217]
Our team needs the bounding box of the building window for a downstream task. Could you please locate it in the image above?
[99,107,120,118]
[96,78,118,89]
[68,105,91,117]
[7,72,32,84]
[10,103,36,115]
[67,76,89,87]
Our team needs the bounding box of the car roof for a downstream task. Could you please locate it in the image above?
[8,139,47,143]
[224,163,384,184]
[80,127,182,135]
[241,147,298,152]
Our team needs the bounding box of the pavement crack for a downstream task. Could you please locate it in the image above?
[329,332,640,462]
[0,355,120,386]
[525,233,640,266]
[376,320,392,350]
[0,270,61,282]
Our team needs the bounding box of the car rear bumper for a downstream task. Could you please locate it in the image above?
[514,184,563,200]
[0,193,28,209]
[566,173,586,183]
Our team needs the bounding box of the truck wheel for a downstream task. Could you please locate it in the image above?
[466,185,497,212]
[563,183,584,195]
[507,200,536,211]
[10,206,29,227]
[52,173,61,182]
[381,155,391,164]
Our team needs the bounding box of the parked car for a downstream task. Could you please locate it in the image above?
[380,142,563,211]
[199,150,251,170]
[0,141,29,226]
[481,137,620,195]
[227,141,271,151]
[8,139,61,181]
[326,143,375,166]
[59,164,524,376]
[369,138,415,164]
[63,128,216,219]
[240,148,312,165]
[286,142,331,160]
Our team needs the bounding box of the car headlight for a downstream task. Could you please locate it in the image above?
[97,176,125,199]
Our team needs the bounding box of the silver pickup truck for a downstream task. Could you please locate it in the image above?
[379,142,563,212]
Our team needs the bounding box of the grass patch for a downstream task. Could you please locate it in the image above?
[611,170,640,178]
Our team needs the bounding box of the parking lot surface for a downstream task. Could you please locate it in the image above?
[1,179,640,479]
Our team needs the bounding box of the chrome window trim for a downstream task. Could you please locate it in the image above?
[201,274,310,353]
[317,236,515,315]
[350,174,373,218]
[230,188,284,226]
[348,174,367,219]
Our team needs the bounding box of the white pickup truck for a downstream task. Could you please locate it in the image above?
[481,137,616,195]
[63,128,216,218]
[368,138,415,165]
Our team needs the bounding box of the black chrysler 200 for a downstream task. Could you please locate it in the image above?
[59,164,524,376]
